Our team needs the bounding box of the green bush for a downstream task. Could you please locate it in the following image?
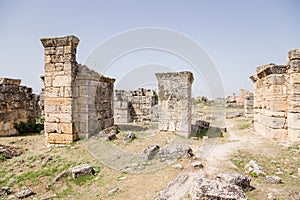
[13,116,44,134]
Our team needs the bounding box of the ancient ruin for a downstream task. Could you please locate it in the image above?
[226,89,252,108]
[40,35,115,144]
[155,71,194,138]
[250,49,300,141]
[0,78,39,136]
[114,88,157,123]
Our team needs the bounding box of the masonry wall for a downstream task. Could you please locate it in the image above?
[251,49,300,141]
[41,35,114,144]
[0,78,39,136]
[155,71,194,138]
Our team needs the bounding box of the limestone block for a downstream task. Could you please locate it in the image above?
[287,128,300,142]
[52,76,72,87]
[288,60,300,73]
[44,47,56,55]
[288,49,300,60]
[289,73,300,84]
[45,123,59,133]
[40,35,79,48]
[44,55,52,63]
[47,133,78,144]
[44,76,52,87]
[60,123,73,134]
[64,46,76,54]
[55,47,64,55]
[288,112,300,129]
[55,63,64,71]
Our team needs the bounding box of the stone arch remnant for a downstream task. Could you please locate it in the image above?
[41,35,115,144]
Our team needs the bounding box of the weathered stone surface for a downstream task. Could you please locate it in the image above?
[140,144,160,160]
[71,164,94,179]
[124,131,135,143]
[244,160,266,176]
[216,173,251,190]
[158,143,193,161]
[0,186,11,196]
[189,178,248,200]
[250,49,300,142]
[0,144,22,159]
[155,71,194,138]
[265,176,282,184]
[191,161,203,169]
[195,120,210,128]
[16,188,35,199]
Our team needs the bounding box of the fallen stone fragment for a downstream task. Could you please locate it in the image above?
[16,188,35,199]
[195,120,210,128]
[244,160,266,176]
[41,156,52,165]
[53,170,71,182]
[158,144,193,162]
[0,144,22,159]
[267,192,276,200]
[71,163,95,179]
[104,133,117,141]
[216,173,251,191]
[265,176,282,184]
[140,145,160,161]
[191,161,203,169]
[124,131,136,143]
[107,187,119,196]
[189,178,248,200]
[172,164,183,169]
[99,125,119,135]
[0,186,11,196]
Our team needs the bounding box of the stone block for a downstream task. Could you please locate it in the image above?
[288,49,300,61]
[52,76,72,87]
[287,128,300,142]
[288,112,300,129]
[47,133,78,144]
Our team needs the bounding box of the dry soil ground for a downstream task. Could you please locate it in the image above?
[0,117,299,200]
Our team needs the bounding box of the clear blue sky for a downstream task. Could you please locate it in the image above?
[0,0,299,97]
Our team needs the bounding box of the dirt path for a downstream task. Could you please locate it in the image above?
[158,119,262,199]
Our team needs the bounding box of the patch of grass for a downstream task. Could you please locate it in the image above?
[0,154,6,162]
[239,123,250,130]
[72,174,95,186]
[56,187,74,198]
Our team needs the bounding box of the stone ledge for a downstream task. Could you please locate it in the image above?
[41,35,79,48]
[0,78,21,85]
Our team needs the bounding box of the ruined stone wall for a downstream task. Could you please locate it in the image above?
[41,35,114,144]
[0,78,38,136]
[74,65,114,138]
[113,88,157,123]
[226,89,251,108]
[155,71,194,138]
[287,49,300,141]
[250,49,300,141]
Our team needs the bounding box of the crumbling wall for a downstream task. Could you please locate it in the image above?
[155,71,194,138]
[0,78,38,136]
[226,89,252,108]
[41,35,114,144]
[113,88,157,123]
[250,49,300,141]
[244,93,254,118]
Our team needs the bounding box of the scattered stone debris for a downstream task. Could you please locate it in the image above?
[104,133,117,141]
[191,161,203,169]
[195,120,210,128]
[158,144,193,162]
[71,163,95,179]
[216,173,252,191]
[0,144,22,159]
[267,192,276,200]
[226,112,243,119]
[265,176,282,184]
[172,164,183,169]
[16,188,35,199]
[107,187,119,196]
[41,156,52,165]
[244,160,266,176]
[124,131,136,144]
[140,145,160,161]
[294,191,300,200]
[0,186,11,196]
[189,177,248,200]
[46,164,94,189]
[99,125,119,136]
[7,195,16,200]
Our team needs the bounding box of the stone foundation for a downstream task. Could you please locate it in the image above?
[155,71,194,138]
[0,78,39,136]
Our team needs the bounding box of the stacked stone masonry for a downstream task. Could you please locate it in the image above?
[250,49,300,141]
[41,35,115,144]
[114,88,157,123]
[227,89,252,108]
[155,71,194,138]
[0,78,39,136]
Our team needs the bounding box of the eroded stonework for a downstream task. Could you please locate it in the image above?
[41,35,114,144]
[250,49,300,141]
[155,71,194,138]
[114,88,157,123]
[0,78,39,136]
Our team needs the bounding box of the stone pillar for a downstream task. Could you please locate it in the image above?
[244,93,254,118]
[287,49,300,141]
[155,71,194,138]
[40,35,79,144]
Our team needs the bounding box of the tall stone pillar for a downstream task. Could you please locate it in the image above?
[155,71,194,138]
[287,49,300,141]
[40,35,79,144]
